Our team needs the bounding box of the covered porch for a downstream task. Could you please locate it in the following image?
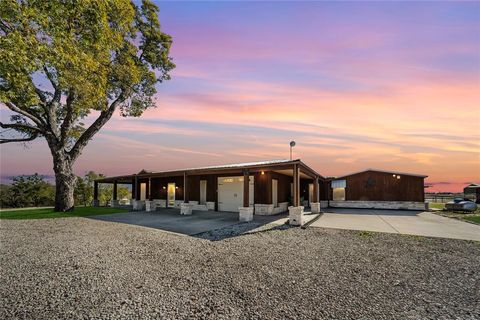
[93,159,326,225]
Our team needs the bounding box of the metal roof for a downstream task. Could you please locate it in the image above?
[95,159,323,183]
[333,168,428,179]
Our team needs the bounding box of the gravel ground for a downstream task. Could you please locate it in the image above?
[1,218,479,320]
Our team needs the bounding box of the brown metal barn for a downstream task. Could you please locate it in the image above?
[328,169,427,210]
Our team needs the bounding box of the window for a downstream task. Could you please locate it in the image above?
[331,179,346,201]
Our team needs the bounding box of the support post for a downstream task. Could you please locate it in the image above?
[147,177,152,201]
[293,164,300,207]
[112,180,119,207]
[243,169,249,207]
[184,172,189,203]
[289,163,304,225]
[113,181,118,201]
[93,181,99,207]
[135,176,139,201]
[238,169,253,221]
[313,177,319,203]
[131,177,136,200]
[310,176,321,214]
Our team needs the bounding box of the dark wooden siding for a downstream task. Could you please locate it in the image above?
[150,176,184,200]
[270,172,293,203]
[341,171,425,202]
[186,175,217,202]
[144,170,321,208]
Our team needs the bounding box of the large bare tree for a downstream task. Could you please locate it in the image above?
[0,0,174,211]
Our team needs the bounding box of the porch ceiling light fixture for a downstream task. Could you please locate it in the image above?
[261,171,265,175]
[163,186,166,189]
[397,175,401,179]
[175,186,179,189]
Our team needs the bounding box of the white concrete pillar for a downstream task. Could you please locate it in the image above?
[180,203,194,215]
[239,207,254,222]
[145,200,156,212]
[132,200,145,211]
[289,206,304,226]
[310,202,321,213]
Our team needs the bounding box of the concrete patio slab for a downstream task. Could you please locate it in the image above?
[311,208,480,241]
[91,208,285,236]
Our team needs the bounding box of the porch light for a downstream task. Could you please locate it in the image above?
[176,186,179,189]
[393,174,396,177]
[397,175,401,179]
[163,186,166,189]
[261,171,265,175]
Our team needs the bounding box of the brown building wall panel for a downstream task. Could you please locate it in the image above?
[150,176,184,200]
[270,172,293,203]
[253,171,270,204]
[143,170,310,208]
[343,171,424,202]
[186,175,217,202]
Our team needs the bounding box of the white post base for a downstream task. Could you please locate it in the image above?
[206,202,215,210]
[180,203,194,215]
[239,207,254,222]
[145,200,156,212]
[289,206,304,226]
[132,200,145,211]
[310,202,321,214]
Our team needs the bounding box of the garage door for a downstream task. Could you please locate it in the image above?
[218,176,254,212]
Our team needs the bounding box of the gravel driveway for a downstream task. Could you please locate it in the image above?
[1,218,479,320]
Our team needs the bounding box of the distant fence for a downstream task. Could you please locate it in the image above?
[425,193,476,203]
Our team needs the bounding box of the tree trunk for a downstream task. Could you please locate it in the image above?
[53,153,76,212]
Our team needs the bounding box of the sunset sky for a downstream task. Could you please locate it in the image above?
[1,1,479,192]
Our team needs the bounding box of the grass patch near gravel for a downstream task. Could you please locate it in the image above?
[0,206,129,220]
[358,231,376,238]
[429,202,480,225]
[464,216,480,224]
[428,202,445,210]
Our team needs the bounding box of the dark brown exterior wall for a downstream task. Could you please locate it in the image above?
[342,171,425,202]
[150,176,184,201]
[141,169,326,208]
[147,171,297,207]
[270,172,294,203]
[185,175,217,202]
[320,180,329,201]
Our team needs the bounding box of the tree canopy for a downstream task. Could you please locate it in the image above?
[0,0,174,211]
[0,0,174,148]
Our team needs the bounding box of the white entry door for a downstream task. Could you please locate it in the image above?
[217,176,254,212]
[167,183,175,207]
[140,183,147,200]
[272,179,278,207]
[200,180,207,204]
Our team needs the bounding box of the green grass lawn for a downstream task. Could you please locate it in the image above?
[428,202,445,210]
[429,202,480,225]
[464,216,480,224]
[0,206,130,220]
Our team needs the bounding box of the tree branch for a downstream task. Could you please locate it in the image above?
[60,89,76,143]
[0,121,42,133]
[4,102,45,128]
[0,132,39,144]
[43,66,59,91]
[68,93,125,161]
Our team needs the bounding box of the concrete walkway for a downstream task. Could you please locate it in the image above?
[311,208,480,241]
